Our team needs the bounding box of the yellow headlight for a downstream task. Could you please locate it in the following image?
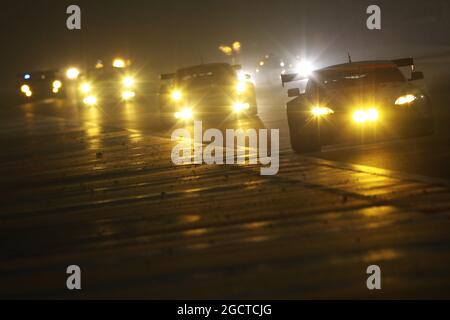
[171,90,182,102]
[122,91,135,100]
[311,106,334,117]
[174,107,193,120]
[395,94,416,105]
[232,102,250,112]
[123,77,134,88]
[83,96,97,105]
[66,68,80,80]
[113,58,126,68]
[81,83,91,93]
[25,91,33,97]
[353,108,379,123]
[21,84,30,93]
[53,80,62,89]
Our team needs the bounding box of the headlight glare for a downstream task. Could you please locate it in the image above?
[353,108,379,123]
[83,96,97,105]
[81,83,91,93]
[311,106,334,117]
[122,91,136,100]
[53,80,62,89]
[171,90,182,102]
[395,94,416,105]
[21,84,30,93]
[123,77,134,88]
[175,107,193,120]
[232,102,250,112]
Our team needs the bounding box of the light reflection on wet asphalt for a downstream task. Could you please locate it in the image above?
[0,87,449,299]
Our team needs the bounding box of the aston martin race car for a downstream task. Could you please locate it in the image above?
[283,58,434,153]
[159,63,257,122]
[77,59,136,106]
[17,70,66,101]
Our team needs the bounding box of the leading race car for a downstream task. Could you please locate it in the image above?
[283,58,434,153]
[17,70,66,102]
[77,59,137,106]
[159,62,257,123]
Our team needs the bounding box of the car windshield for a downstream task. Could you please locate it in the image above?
[88,69,124,81]
[309,66,405,93]
[177,65,236,88]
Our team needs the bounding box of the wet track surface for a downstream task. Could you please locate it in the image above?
[1,86,450,298]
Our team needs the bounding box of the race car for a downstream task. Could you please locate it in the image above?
[283,58,434,153]
[17,70,66,101]
[159,62,257,122]
[77,60,136,106]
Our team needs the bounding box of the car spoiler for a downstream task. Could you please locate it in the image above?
[160,73,175,80]
[391,57,414,68]
[281,73,308,87]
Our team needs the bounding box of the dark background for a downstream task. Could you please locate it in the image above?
[1,0,449,89]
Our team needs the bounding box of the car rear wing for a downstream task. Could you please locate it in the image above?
[281,73,308,87]
[391,57,414,69]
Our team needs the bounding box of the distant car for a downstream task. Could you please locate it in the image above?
[77,66,136,106]
[17,70,66,101]
[159,63,257,122]
[283,58,434,153]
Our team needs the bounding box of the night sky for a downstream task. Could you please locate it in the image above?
[1,0,449,88]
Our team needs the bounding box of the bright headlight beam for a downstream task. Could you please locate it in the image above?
[81,83,91,93]
[296,61,314,77]
[353,108,379,123]
[395,94,417,105]
[113,58,126,68]
[311,106,334,117]
[83,96,97,105]
[66,68,80,80]
[52,80,62,89]
[174,107,193,119]
[123,77,134,88]
[232,102,250,113]
[122,91,136,100]
[171,90,182,102]
[21,84,30,93]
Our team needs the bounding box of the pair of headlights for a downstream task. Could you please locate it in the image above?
[20,80,62,97]
[310,105,379,123]
[310,93,418,121]
[81,77,135,93]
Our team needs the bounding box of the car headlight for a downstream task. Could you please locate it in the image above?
[311,106,334,117]
[83,96,97,105]
[395,94,416,105]
[113,58,126,68]
[81,83,91,93]
[171,90,182,102]
[66,68,80,80]
[21,84,30,93]
[236,82,247,94]
[53,80,62,90]
[353,108,379,123]
[122,91,136,100]
[232,102,250,113]
[25,91,33,97]
[123,77,134,88]
[174,107,193,120]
